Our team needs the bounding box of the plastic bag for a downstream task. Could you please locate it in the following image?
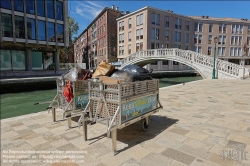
[121,65,152,81]
[111,70,133,83]
[63,67,78,82]
[92,61,115,78]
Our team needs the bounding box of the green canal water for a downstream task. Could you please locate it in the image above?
[0,76,202,119]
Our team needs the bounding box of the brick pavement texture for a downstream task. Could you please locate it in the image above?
[1,78,250,166]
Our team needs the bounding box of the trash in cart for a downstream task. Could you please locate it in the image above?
[34,65,91,128]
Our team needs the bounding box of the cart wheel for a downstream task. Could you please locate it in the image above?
[141,118,149,131]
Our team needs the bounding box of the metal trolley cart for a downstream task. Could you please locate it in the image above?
[38,78,89,128]
[80,79,162,153]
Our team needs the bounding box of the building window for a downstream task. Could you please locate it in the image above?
[37,0,45,17]
[231,24,244,34]
[194,23,203,32]
[136,14,143,26]
[128,31,131,42]
[174,45,181,49]
[175,18,182,30]
[185,45,188,50]
[162,60,168,65]
[209,24,213,33]
[165,30,169,41]
[119,46,124,55]
[1,14,12,37]
[230,47,242,56]
[26,0,35,14]
[47,0,54,19]
[218,35,226,45]
[151,43,159,49]
[57,24,64,42]
[151,28,159,40]
[194,34,202,44]
[56,1,63,21]
[218,47,225,56]
[32,51,43,70]
[136,29,143,40]
[119,33,124,43]
[48,22,55,42]
[208,35,212,44]
[14,0,23,12]
[119,21,124,31]
[219,24,227,33]
[128,18,132,28]
[174,32,181,42]
[15,16,25,39]
[0,0,11,9]
[194,46,202,53]
[152,13,160,25]
[136,43,143,51]
[173,61,179,65]
[185,33,189,43]
[230,36,242,45]
[12,50,26,70]
[38,20,46,40]
[247,37,250,45]
[248,25,250,35]
[27,18,36,40]
[128,44,131,54]
[208,47,211,55]
[166,16,169,27]
[186,21,189,31]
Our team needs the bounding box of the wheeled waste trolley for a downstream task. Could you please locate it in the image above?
[80,79,162,153]
[48,78,89,128]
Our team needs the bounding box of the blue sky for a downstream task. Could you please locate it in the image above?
[68,1,250,37]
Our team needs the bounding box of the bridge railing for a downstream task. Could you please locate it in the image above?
[119,48,249,79]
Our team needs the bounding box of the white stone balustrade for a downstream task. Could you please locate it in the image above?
[118,48,250,79]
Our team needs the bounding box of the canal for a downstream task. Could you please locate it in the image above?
[0,76,202,119]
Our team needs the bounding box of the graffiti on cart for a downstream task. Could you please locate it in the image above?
[121,95,158,123]
[75,94,89,109]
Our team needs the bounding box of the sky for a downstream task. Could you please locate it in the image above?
[68,1,250,38]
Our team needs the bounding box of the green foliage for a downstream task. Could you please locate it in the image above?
[69,17,79,43]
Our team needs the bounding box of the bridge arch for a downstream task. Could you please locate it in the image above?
[118,48,248,79]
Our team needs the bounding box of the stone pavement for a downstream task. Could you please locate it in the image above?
[1,78,250,166]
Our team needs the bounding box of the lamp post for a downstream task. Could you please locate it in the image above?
[212,37,218,79]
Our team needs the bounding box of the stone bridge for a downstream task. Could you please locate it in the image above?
[118,48,250,79]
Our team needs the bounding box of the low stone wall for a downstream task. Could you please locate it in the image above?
[0,70,67,78]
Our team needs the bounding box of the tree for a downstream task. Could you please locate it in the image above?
[68,17,79,43]
[59,16,79,63]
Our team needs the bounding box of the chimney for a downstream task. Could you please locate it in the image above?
[111,5,114,9]
[126,11,130,14]
[116,6,119,11]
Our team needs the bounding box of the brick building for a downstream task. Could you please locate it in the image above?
[74,6,124,69]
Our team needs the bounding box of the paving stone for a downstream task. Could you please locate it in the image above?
[1,131,19,139]
[27,124,43,130]
[26,136,47,147]
[120,158,140,166]
[99,151,131,166]
[161,148,196,165]
[168,127,191,136]
[226,140,247,151]
[227,134,250,145]
[123,145,151,160]
[154,136,183,150]
[185,131,209,141]
[179,144,211,159]
[60,131,82,141]
[142,142,166,154]
[190,158,221,166]
[57,143,79,151]
[205,135,229,147]
[140,153,172,166]
[83,143,111,158]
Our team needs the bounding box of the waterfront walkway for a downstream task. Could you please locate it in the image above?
[1,78,250,166]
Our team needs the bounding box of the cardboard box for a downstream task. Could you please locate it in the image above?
[99,76,122,84]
